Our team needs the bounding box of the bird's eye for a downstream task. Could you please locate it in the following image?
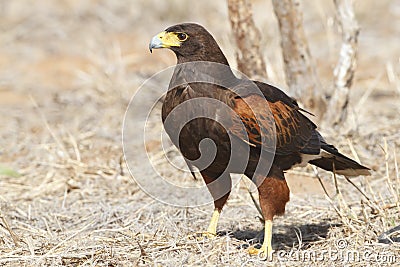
[177,32,188,41]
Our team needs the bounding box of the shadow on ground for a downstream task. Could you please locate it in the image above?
[223,219,340,250]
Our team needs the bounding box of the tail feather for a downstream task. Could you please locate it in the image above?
[309,145,371,177]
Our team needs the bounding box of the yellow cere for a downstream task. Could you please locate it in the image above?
[156,31,187,48]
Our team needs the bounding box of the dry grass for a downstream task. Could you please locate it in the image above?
[0,0,399,266]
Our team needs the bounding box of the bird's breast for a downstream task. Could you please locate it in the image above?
[161,87,236,170]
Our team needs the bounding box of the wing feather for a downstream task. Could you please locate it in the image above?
[230,90,319,155]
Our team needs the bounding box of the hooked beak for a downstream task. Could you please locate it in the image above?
[149,31,181,53]
[149,33,164,53]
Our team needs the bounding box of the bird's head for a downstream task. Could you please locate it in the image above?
[149,23,228,64]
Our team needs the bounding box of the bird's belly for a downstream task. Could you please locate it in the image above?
[165,117,230,173]
[164,117,272,175]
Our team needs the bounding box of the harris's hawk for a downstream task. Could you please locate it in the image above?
[149,23,370,257]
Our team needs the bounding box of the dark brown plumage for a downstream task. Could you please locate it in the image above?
[149,23,370,257]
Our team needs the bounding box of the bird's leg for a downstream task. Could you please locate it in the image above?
[263,220,273,256]
[201,172,231,239]
[248,172,290,259]
[248,220,273,258]
[204,208,221,238]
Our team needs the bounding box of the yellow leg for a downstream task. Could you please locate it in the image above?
[248,220,273,258]
[203,208,220,238]
[261,220,273,257]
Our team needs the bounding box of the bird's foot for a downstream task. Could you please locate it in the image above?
[248,245,273,259]
[248,220,274,259]
[187,231,217,241]
[201,231,217,239]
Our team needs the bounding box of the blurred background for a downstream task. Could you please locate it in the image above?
[0,0,399,265]
[1,0,399,150]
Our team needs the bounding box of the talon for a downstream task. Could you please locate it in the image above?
[202,231,217,239]
[248,246,273,259]
[248,220,274,259]
[248,246,260,255]
[188,231,217,241]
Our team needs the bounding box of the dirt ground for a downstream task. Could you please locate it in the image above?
[0,0,399,266]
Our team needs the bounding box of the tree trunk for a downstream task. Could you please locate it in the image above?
[227,0,267,80]
[322,0,359,130]
[271,0,326,116]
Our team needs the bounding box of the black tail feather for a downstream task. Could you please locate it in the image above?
[309,145,371,177]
